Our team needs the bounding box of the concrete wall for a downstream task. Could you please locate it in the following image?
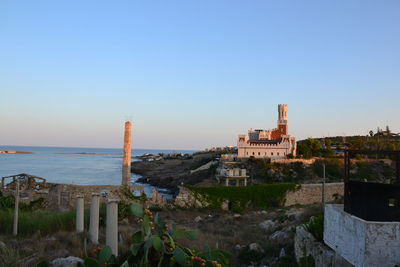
[324,204,400,267]
[285,183,343,207]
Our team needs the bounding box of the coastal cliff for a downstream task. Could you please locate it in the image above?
[131,151,221,193]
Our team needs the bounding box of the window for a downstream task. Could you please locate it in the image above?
[246,152,248,155]
[252,152,255,155]
[271,152,274,156]
[258,152,260,155]
[277,152,280,156]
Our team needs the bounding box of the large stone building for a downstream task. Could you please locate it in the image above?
[237,104,296,159]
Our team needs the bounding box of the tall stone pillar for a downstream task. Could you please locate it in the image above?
[76,195,84,233]
[89,193,100,244]
[122,121,132,185]
[106,199,119,256]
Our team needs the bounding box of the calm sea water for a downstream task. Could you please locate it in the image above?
[0,145,196,198]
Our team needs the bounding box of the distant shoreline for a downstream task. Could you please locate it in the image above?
[0,150,118,155]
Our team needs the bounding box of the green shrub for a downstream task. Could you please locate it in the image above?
[303,215,324,241]
[0,209,75,235]
[186,184,298,212]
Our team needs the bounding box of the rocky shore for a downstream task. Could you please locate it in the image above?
[131,151,220,194]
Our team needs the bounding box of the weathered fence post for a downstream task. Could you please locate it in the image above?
[89,193,100,244]
[76,195,84,233]
[106,199,119,256]
[13,179,20,235]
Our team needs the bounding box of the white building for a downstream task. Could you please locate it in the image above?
[237,104,296,159]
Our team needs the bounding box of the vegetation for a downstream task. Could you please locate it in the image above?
[186,184,298,212]
[0,209,76,235]
[66,203,231,267]
[297,134,400,159]
[248,158,343,183]
[303,215,324,242]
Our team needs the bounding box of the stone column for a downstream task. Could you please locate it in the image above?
[122,121,132,185]
[13,179,20,236]
[76,195,84,233]
[106,199,119,256]
[89,193,100,244]
[225,178,229,186]
[244,178,247,186]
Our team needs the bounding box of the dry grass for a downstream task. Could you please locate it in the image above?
[0,204,323,266]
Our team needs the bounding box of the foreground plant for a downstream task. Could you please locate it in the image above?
[79,203,230,267]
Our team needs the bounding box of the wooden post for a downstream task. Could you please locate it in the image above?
[13,179,20,235]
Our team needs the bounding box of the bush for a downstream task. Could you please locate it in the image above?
[186,184,298,212]
[303,215,324,241]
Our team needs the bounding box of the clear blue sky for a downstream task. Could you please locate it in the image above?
[1,1,399,150]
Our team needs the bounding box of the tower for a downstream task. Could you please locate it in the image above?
[277,104,288,135]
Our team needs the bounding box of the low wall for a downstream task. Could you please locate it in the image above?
[270,158,316,165]
[294,226,351,267]
[285,183,344,207]
[175,183,344,209]
[1,183,168,211]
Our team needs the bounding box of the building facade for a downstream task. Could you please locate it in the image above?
[237,104,296,159]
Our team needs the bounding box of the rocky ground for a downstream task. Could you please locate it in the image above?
[131,152,220,194]
[0,204,322,266]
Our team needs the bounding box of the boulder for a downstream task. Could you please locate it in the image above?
[0,241,6,250]
[259,220,275,232]
[285,208,304,221]
[194,216,202,223]
[270,230,290,242]
[51,256,83,267]
[233,214,241,219]
[249,243,264,253]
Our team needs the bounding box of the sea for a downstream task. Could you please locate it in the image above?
[0,145,197,198]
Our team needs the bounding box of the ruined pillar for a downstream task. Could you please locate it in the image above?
[225,178,229,186]
[76,195,84,233]
[13,179,20,236]
[244,178,247,187]
[122,121,132,185]
[106,199,119,256]
[89,193,100,244]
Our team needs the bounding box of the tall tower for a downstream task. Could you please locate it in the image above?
[277,104,288,135]
[122,121,132,168]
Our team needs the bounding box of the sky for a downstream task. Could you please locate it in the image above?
[1,1,399,150]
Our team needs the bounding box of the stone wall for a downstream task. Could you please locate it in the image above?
[270,158,316,165]
[175,183,344,209]
[294,226,352,267]
[0,182,170,211]
[284,183,343,207]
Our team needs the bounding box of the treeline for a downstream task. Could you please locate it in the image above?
[297,135,400,159]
